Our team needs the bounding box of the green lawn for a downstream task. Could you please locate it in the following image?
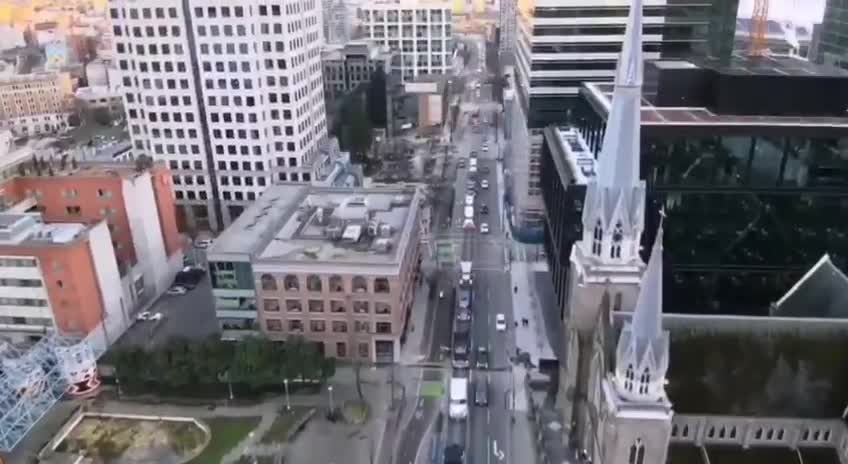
[668,444,703,464]
[421,381,445,398]
[187,417,261,464]
[260,407,313,444]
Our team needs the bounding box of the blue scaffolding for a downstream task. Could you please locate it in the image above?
[0,335,90,452]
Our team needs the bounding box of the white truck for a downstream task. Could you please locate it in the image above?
[449,377,469,420]
[459,261,473,287]
[465,193,475,206]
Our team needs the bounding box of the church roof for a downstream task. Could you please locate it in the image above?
[772,254,848,319]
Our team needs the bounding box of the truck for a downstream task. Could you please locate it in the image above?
[449,377,469,420]
[465,193,475,206]
[459,261,473,287]
[464,206,474,220]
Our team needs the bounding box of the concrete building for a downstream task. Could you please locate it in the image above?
[323,0,353,45]
[109,0,329,231]
[0,72,73,137]
[0,213,125,346]
[817,0,848,69]
[74,86,123,118]
[207,184,423,362]
[0,160,185,332]
[359,1,452,82]
[508,0,739,232]
[322,40,394,108]
[404,77,448,128]
[498,0,515,54]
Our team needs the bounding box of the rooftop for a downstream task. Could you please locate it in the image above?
[773,254,848,319]
[546,126,597,185]
[210,185,422,270]
[0,213,86,246]
[666,330,848,418]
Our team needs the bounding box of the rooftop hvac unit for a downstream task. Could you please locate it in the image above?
[368,220,380,236]
[380,224,393,237]
[374,238,392,253]
[325,225,343,240]
[316,207,326,224]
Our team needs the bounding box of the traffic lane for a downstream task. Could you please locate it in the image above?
[396,395,440,464]
[469,370,491,464]
[488,370,513,464]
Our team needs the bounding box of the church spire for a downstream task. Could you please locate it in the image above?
[613,217,669,403]
[596,0,643,189]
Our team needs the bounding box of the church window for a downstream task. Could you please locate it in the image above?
[628,439,645,464]
[624,364,635,392]
[610,221,623,259]
[729,427,736,439]
[719,426,726,439]
[638,367,650,395]
[592,220,603,256]
[683,425,690,437]
[613,292,622,311]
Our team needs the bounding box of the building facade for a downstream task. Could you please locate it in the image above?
[498,0,516,53]
[817,0,848,69]
[359,1,452,82]
[0,72,73,137]
[109,0,328,231]
[0,214,125,346]
[322,41,395,108]
[544,54,848,317]
[323,0,352,45]
[509,0,738,231]
[207,184,423,363]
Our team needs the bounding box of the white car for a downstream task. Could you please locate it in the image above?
[495,313,507,331]
[149,312,164,321]
[136,311,151,321]
[166,285,188,295]
[482,145,489,152]
[481,180,489,189]
[194,238,214,249]
[480,223,490,234]
[462,219,476,230]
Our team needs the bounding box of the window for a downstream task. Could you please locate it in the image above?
[329,275,344,292]
[284,275,300,291]
[592,220,603,256]
[263,299,280,312]
[288,320,304,332]
[285,299,302,312]
[308,300,325,312]
[628,439,645,464]
[374,277,390,293]
[624,364,634,392]
[331,300,346,313]
[352,276,368,292]
[66,206,82,216]
[638,367,650,395]
[310,320,325,332]
[332,321,347,333]
[375,303,391,314]
[611,221,623,259]
[358,342,369,358]
[353,301,369,313]
[376,322,391,334]
[266,319,283,331]
[355,321,369,333]
[306,274,323,292]
[336,342,347,357]
[261,274,277,290]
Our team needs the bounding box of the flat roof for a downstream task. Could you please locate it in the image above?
[773,254,848,319]
[210,185,422,270]
[546,126,597,185]
[585,82,848,129]
[693,54,848,78]
[258,187,420,269]
[666,330,848,418]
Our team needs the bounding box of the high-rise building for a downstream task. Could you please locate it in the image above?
[817,0,848,69]
[323,0,353,45]
[109,0,328,231]
[359,1,452,82]
[509,0,738,233]
[0,72,73,137]
[498,0,515,54]
[322,40,395,109]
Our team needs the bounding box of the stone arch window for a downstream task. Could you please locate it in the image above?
[814,430,821,441]
[707,427,715,438]
[284,275,299,291]
[628,438,644,464]
[638,367,650,395]
[306,274,323,292]
[610,221,623,259]
[767,429,774,440]
[592,220,603,256]
[802,429,810,441]
[374,277,390,293]
[683,425,690,438]
[777,429,785,441]
[352,276,368,292]
[671,425,678,437]
[824,430,831,442]
[329,275,344,292]
[730,427,737,439]
[624,364,635,392]
[755,428,763,440]
[260,274,277,291]
[719,426,726,439]
[613,292,623,311]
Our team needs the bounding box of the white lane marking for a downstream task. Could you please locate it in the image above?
[492,440,505,460]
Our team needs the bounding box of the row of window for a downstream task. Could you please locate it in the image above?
[0,278,41,287]
[112,6,179,20]
[260,274,391,293]
[263,298,392,314]
[277,319,391,334]
[0,297,48,307]
[0,258,37,268]
[672,423,834,444]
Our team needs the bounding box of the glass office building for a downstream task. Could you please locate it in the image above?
[542,56,848,316]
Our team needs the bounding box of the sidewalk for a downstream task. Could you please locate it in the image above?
[400,264,434,365]
[510,261,555,367]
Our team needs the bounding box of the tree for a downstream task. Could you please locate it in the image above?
[135,154,154,172]
[91,107,112,126]
[366,68,388,129]
[338,94,373,164]
[71,157,78,170]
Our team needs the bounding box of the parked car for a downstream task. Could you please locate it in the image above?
[495,313,507,331]
[481,180,489,189]
[194,238,214,249]
[136,312,163,321]
[480,223,489,234]
[480,166,490,174]
[457,309,472,322]
[475,378,489,406]
[458,159,466,168]
[166,285,188,295]
[480,204,489,215]
[476,347,489,369]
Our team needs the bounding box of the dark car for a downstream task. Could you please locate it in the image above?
[476,346,489,369]
[475,379,489,406]
[445,444,464,464]
[480,204,489,215]
[458,159,466,168]
[481,166,490,174]
[174,266,205,289]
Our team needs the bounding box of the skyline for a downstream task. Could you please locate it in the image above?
[738,0,825,28]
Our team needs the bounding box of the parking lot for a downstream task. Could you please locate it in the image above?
[113,273,218,350]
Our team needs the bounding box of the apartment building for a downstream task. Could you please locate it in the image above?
[0,159,184,314]
[359,1,452,82]
[0,213,125,345]
[0,72,74,137]
[207,184,423,363]
[322,41,395,107]
[109,0,328,231]
[498,0,516,53]
[509,0,738,231]
[323,0,352,45]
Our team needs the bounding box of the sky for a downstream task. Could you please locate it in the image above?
[737,0,826,28]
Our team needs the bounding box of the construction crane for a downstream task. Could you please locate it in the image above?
[749,0,770,57]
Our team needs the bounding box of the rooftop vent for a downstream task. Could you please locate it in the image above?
[325,225,343,240]
[374,238,392,253]
[391,194,411,206]
[380,224,393,237]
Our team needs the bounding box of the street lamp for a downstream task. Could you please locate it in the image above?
[327,385,335,414]
[283,378,291,412]
[226,370,234,401]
